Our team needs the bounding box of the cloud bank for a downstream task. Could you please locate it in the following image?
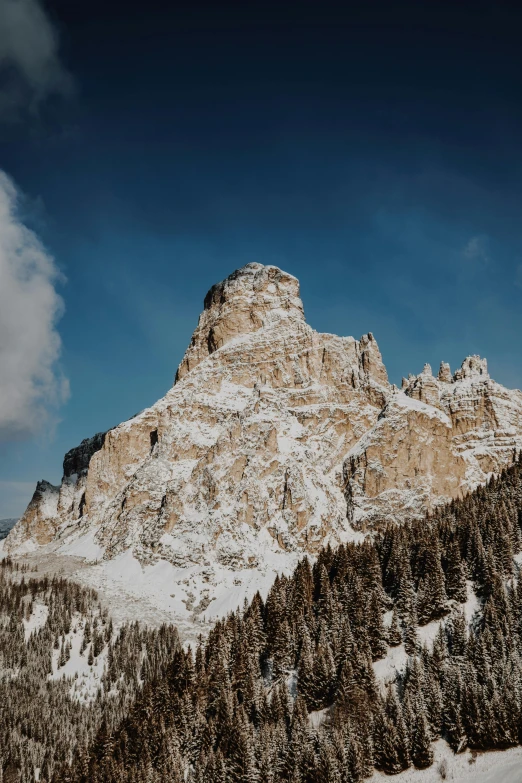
[0,0,73,118]
[0,171,68,440]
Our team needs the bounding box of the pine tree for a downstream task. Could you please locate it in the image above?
[367,592,387,660]
[226,706,259,783]
[422,661,443,739]
[416,541,447,624]
[449,609,467,658]
[297,626,315,709]
[387,609,402,647]
[443,667,467,752]
[403,603,419,657]
[373,703,404,775]
[384,686,410,770]
[410,711,433,768]
[59,639,67,668]
[444,540,467,603]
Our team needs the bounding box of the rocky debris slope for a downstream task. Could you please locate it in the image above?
[6,263,522,617]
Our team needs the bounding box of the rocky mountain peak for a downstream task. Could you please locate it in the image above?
[402,355,492,407]
[453,355,489,381]
[6,264,522,627]
[176,263,304,382]
[438,362,452,383]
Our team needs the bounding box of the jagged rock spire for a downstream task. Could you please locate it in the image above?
[453,355,489,381]
[438,362,452,383]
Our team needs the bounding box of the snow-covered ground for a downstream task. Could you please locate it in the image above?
[308,708,328,729]
[72,545,300,645]
[369,742,522,783]
[373,642,409,686]
[374,582,482,688]
[1,539,299,646]
[22,602,49,642]
[48,613,108,702]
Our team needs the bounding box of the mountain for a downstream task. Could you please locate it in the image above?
[6,263,522,622]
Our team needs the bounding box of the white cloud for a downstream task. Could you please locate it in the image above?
[0,0,73,118]
[0,170,69,440]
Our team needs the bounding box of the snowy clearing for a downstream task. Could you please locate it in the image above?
[369,741,522,783]
[22,602,49,641]
[48,613,108,702]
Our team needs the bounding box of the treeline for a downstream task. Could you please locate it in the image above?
[0,561,179,783]
[57,453,522,783]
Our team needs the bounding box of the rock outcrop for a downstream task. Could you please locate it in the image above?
[347,356,522,528]
[6,480,60,550]
[7,264,522,576]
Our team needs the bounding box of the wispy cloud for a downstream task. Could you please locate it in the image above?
[0,0,73,119]
[0,170,69,441]
[462,235,489,268]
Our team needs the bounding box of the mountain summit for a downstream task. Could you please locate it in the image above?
[176,263,305,381]
[6,264,522,619]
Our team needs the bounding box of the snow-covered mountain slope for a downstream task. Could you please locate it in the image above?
[6,263,522,622]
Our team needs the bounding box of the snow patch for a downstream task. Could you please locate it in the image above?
[393,392,452,427]
[463,581,481,627]
[22,602,49,641]
[59,529,104,561]
[48,613,108,703]
[373,643,409,686]
[309,708,329,729]
[369,741,522,783]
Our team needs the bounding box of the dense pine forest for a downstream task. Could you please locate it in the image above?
[48,452,522,783]
[0,561,179,783]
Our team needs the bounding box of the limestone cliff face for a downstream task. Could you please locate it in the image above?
[346,357,522,528]
[7,263,522,570]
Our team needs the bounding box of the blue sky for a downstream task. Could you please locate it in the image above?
[1,1,522,517]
